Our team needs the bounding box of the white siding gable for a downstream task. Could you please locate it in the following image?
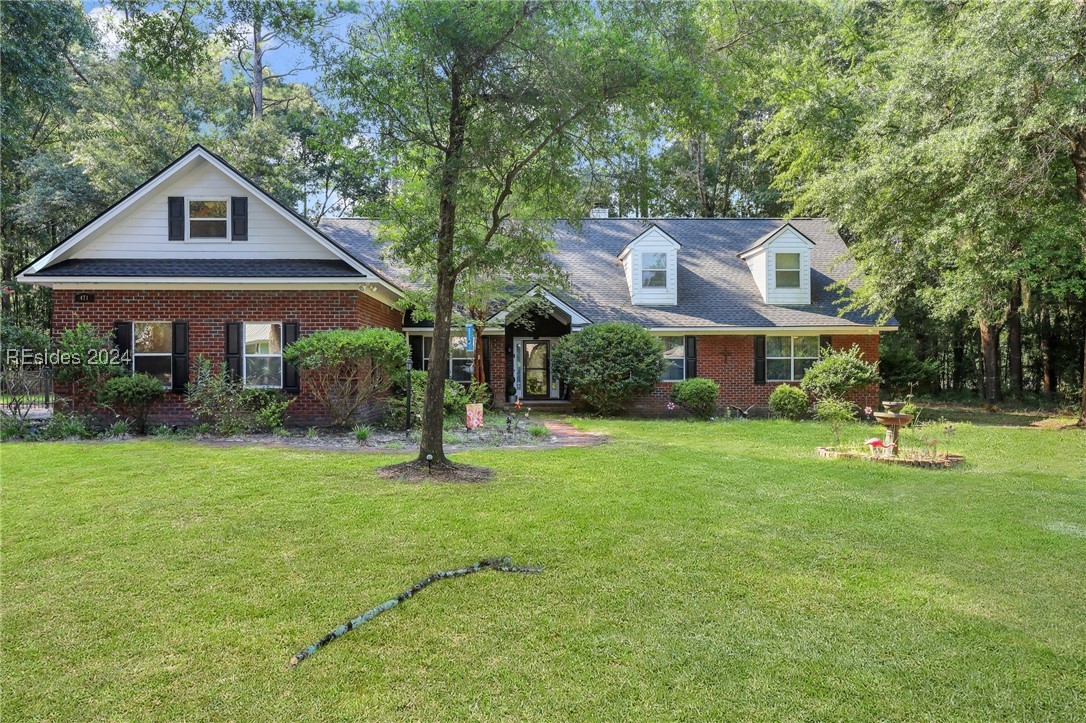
[741,225,814,305]
[618,226,680,306]
[55,158,338,262]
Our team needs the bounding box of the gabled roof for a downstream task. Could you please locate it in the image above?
[320,217,894,330]
[616,224,681,259]
[737,222,816,258]
[29,258,361,278]
[487,285,593,327]
[18,145,400,294]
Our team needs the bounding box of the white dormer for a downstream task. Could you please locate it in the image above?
[738,223,815,305]
[617,225,681,306]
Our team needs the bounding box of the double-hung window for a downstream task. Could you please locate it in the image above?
[775,253,801,289]
[642,252,667,288]
[420,336,474,382]
[189,200,228,238]
[766,335,819,382]
[243,322,282,387]
[660,336,685,381]
[133,322,173,387]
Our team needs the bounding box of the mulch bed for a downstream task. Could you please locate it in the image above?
[376,460,494,483]
[817,447,965,469]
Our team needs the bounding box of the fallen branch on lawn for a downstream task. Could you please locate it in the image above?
[289,557,543,668]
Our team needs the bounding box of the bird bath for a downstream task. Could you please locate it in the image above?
[872,401,913,456]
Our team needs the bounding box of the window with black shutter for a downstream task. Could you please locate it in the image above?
[225,323,242,381]
[754,335,766,385]
[684,336,697,379]
[282,322,300,393]
[231,196,248,240]
[171,321,189,393]
[167,197,184,240]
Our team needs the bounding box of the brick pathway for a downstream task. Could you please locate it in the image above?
[541,419,609,448]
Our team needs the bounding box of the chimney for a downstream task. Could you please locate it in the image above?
[589,205,609,219]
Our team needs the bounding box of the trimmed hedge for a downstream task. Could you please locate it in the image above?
[669,378,719,420]
[769,384,809,421]
[552,323,664,415]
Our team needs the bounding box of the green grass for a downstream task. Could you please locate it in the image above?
[3,419,1085,720]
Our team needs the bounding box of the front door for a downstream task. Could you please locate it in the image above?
[522,340,551,399]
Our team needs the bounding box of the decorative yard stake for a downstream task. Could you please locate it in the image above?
[289,557,543,668]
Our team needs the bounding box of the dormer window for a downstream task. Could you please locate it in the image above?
[189,200,228,238]
[775,253,801,289]
[642,252,667,288]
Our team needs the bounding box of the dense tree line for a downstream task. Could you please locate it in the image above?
[2,0,1083,426]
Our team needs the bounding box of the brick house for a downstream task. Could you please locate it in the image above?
[20,146,891,424]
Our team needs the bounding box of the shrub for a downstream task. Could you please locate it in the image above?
[386,372,488,429]
[769,385,809,421]
[800,345,880,400]
[39,412,94,440]
[185,358,246,435]
[552,322,665,415]
[283,328,409,428]
[354,424,372,445]
[1,416,29,441]
[98,373,165,434]
[52,323,126,407]
[669,378,719,420]
[239,387,293,432]
[106,419,132,437]
[813,395,858,445]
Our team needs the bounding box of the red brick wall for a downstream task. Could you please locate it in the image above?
[487,338,507,402]
[629,333,880,416]
[51,288,403,426]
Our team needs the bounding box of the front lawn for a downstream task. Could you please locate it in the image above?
[3,420,1084,720]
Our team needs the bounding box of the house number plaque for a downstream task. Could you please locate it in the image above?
[74,293,95,303]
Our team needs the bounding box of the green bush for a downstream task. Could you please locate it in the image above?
[106,420,132,437]
[283,328,409,428]
[552,322,665,415]
[1,416,30,441]
[800,345,880,400]
[38,412,94,440]
[239,387,293,432]
[813,395,858,445]
[52,322,126,406]
[386,371,489,429]
[669,378,719,420]
[528,424,548,438]
[185,358,246,435]
[769,385,809,421]
[98,373,166,434]
[354,424,372,445]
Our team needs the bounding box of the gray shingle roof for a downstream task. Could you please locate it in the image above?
[319,218,889,329]
[29,258,362,277]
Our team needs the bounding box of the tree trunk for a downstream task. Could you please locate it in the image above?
[1007,279,1023,399]
[252,17,264,121]
[1039,305,1057,397]
[952,333,965,392]
[693,136,709,217]
[418,67,468,465]
[1080,300,1086,427]
[979,319,1002,403]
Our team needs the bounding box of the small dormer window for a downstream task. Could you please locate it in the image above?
[642,252,667,288]
[189,200,228,238]
[775,253,801,289]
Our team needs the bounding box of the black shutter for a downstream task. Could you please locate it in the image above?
[504,333,515,399]
[171,321,189,393]
[168,197,185,240]
[225,323,242,381]
[282,322,300,393]
[684,336,697,379]
[409,335,424,371]
[113,321,133,368]
[482,335,492,383]
[754,335,766,385]
[231,196,248,240]
[819,335,833,354]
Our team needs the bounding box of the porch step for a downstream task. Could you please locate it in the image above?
[498,399,574,410]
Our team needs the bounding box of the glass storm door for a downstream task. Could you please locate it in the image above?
[522,341,550,399]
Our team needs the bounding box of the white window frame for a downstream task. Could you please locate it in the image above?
[187,198,229,241]
[641,252,668,289]
[132,321,173,388]
[242,322,283,388]
[766,335,819,382]
[775,252,801,289]
[659,335,686,382]
[419,335,474,382]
